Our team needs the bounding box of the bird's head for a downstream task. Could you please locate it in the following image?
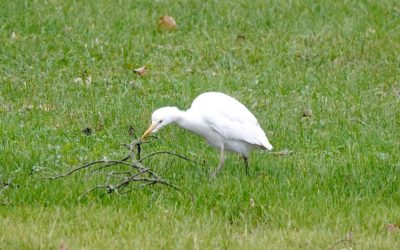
[141,107,180,139]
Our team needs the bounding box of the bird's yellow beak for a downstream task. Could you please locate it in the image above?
[141,123,158,140]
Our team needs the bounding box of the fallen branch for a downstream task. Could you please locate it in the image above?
[44,137,193,198]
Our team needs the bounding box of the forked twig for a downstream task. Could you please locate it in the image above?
[46,160,137,180]
[45,137,192,198]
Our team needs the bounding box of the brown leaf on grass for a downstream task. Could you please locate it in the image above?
[387,223,399,233]
[59,243,68,250]
[157,15,177,31]
[134,66,147,76]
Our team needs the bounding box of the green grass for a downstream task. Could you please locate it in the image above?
[1,0,400,249]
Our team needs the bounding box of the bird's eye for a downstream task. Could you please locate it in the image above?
[159,120,163,123]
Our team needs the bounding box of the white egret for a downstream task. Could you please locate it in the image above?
[141,92,273,177]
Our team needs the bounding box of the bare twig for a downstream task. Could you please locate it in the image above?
[112,168,152,190]
[90,156,131,172]
[140,135,159,144]
[45,137,189,198]
[44,160,106,179]
[45,160,139,180]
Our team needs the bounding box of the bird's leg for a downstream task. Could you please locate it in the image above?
[211,147,225,179]
[243,156,249,175]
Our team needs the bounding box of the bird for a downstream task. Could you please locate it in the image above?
[141,92,273,177]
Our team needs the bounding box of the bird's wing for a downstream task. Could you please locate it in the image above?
[190,92,259,124]
[190,92,269,147]
[203,110,268,148]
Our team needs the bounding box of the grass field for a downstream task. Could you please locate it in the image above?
[1,0,400,249]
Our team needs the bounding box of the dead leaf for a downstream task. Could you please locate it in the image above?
[134,66,147,76]
[387,223,399,233]
[59,243,68,250]
[302,107,313,117]
[157,15,177,31]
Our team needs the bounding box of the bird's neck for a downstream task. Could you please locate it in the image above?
[174,110,203,135]
[174,109,189,128]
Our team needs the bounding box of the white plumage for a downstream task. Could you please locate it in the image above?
[142,92,273,177]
